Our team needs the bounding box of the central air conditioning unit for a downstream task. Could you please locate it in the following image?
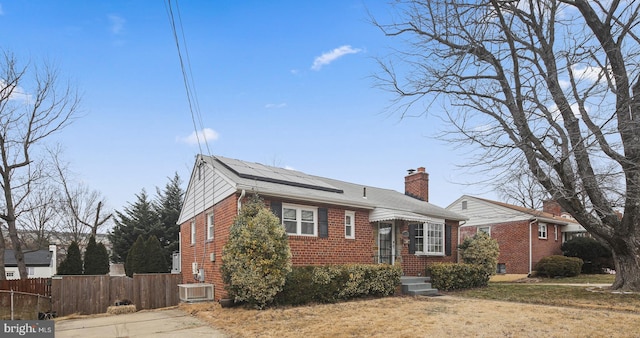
[178,283,214,302]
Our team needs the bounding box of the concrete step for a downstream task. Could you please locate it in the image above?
[402,282,433,293]
[400,276,431,284]
[406,288,439,296]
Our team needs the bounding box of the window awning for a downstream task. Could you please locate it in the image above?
[369,208,444,224]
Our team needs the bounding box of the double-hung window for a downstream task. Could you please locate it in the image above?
[411,222,445,255]
[207,212,214,241]
[478,226,491,236]
[538,223,548,239]
[282,204,317,236]
[345,211,355,239]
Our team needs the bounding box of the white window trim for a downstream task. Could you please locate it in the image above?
[538,223,548,239]
[345,211,355,239]
[190,220,196,244]
[282,203,318,237]
[415,222,445,256]
[478,226,491,236]
[554,224,558,241]
[207,212,214,241]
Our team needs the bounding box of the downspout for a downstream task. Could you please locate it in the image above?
[457,221,466,263]
[529,219,538,276]
[237,189,246,215]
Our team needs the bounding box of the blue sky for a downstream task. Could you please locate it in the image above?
[1,1,493,216]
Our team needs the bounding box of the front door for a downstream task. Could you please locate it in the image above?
[378,222,395,264]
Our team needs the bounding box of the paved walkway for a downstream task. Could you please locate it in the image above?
[55,308,227,338]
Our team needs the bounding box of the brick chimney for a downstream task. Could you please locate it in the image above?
[542,200,562,216]
[405,167,429,202]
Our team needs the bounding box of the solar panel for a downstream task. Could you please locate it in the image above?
[216,156,344,193]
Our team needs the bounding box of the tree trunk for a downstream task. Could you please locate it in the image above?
[610,238,640,291]
[0,227,6,281]
[7,219,28,280]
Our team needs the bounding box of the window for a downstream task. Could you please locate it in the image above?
[554,225,558,241]
[282,204,317,236]
[190,220,196,244]
[478,226,491,236]
[538,223,547,239]
[345,211,355,239]
[496,263,506,274]
[207,212,214,240]
[461,201,468,210]
[6,272,14,278]
[27,267,35,276]
[412,222,445,255]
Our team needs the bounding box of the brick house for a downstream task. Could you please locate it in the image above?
[446,195,585,275]
[177,155,467,300]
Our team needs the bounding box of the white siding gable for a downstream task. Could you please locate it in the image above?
[178,157,236,224]
[447,196,532,227]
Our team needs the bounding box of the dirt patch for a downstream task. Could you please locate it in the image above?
[181,296,640,337]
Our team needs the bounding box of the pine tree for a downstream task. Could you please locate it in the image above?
[109,189,161,263]
[83,236,110,275]
[125,235,146,277]
[144,235,169,273]
[58,241,83,275]
[154,173,184,264]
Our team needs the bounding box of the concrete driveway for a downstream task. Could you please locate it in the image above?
[55,308,227,337]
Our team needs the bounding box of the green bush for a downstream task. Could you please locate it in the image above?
[459,231,500,277]
[221,195,292,309]
[534,255,583,277]
[58,241,83,275]
[84,235,110,275]
[562,237,614,274]
[426,263,489,291]
[274,264,402,306]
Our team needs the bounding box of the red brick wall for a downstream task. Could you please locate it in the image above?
[458,221,564,274]
[180,193,237,300]
[398,220,459,276]
[266,199,375,266]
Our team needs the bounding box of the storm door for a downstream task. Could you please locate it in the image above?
[378,222,395,264]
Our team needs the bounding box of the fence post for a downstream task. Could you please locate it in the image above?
[10,289,14,320]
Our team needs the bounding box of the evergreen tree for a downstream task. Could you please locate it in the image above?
[109,189,161,263]
[125,235,146,277]
[144,235,169,273]
[58,241,83,275]
[84,235,110,275]
[154,173,184,264]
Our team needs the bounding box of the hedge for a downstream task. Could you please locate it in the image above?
[426,263,490,291]
[274,264,402,306]
[534,255,583,277]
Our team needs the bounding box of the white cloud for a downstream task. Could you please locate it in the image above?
[265,103,287,109]
[0,80,32,102]
[284,165,295,171]
[0,4,4,15]
[108,15,125,35]
[571,65,610,82]
[177,128,219,145]
[311,45,361,71]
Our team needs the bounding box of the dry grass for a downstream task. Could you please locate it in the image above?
[180,294,640,337]
[106,304,137,315]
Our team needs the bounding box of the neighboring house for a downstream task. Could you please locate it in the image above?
[178,155,467,300]
[447,196,586,275]
[4,245,57,280]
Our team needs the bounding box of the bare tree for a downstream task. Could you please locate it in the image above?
[374,0,640,290]
[495,161,548,210]
[50,148,112,247]
[16,181,60,250]
[0,51,80,280]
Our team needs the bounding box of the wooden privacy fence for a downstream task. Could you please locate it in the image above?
[0,278,51,297]
[51,273,182,316]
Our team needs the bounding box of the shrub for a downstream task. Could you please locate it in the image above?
[562,237,614,274]
[84,235,110,275]
[274,264,402,306]
[534,255,583,277]
[459,231,500,277]
[144,235,169,273]
[125,235,146,277]
[426,263,489,291]
[221,195,292,309]
[58,241,83,275]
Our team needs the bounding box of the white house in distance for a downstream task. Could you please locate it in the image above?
[4,245,57,280]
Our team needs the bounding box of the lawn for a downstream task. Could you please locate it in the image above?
[180,279,640,337]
